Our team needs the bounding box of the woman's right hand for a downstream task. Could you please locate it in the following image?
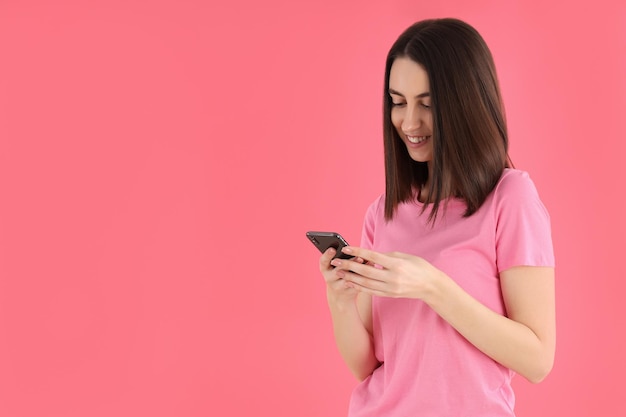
[320,248,362,306]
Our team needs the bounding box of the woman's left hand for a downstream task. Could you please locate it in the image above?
[329,246,443,300]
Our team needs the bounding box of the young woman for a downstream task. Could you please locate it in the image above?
[319,18,555,416]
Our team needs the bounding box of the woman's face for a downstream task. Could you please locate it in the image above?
[389,57,433,163]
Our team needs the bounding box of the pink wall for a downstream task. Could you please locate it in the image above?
[0,0,624,416]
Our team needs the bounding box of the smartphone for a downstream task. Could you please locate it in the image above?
[306,231,353,260]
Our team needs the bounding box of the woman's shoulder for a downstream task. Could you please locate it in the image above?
[364,193,386,219]
[494,168,540,198]
[490,168,548,217]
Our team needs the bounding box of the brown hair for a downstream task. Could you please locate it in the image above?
[383,18,511,221]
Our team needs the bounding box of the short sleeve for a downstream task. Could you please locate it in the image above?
[360,195,384,250]
[494,170,555,272]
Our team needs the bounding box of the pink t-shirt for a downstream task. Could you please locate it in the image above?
[348,169,554,417]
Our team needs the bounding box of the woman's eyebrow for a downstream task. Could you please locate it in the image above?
[388,88,430,98]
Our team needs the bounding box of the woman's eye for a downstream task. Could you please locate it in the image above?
[392,102,406,107]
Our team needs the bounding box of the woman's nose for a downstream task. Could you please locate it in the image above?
[402,106,422,132]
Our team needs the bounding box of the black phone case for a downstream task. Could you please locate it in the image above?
[306,231,353,260]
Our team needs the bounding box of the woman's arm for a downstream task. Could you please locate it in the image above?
[426,265,555,383]
[320,248,379,381]
[327,291,379,381]
[333,248,555,383]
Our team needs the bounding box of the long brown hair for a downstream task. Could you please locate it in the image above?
[383,18,511,221]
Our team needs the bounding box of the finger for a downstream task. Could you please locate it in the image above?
[341,272,389,296]
[319,247,336,271]
[342,246,392,268]
[332,258,387,282]
[326,275,349,290]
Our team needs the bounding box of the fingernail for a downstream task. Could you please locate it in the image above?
[336,270,345,278]
[330,259,342,267]
[342,246,353,254]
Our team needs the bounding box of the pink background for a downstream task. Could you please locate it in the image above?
[0,0,624,416]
